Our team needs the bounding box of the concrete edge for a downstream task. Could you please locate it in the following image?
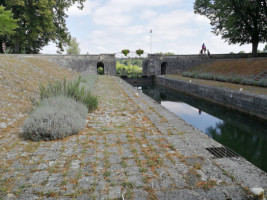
[156,76,267,121]
[114,76,267,194]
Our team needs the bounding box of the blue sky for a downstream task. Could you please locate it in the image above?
[41,0,265,55]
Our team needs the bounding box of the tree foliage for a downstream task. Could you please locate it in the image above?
[136,49,144,56]
[0,5,18,37]
[67,37,80,55]
[194,0,267,56]
[0,0,85,54]
[116,62,142,77]
[117,59,143,68]
[121,49,130,56]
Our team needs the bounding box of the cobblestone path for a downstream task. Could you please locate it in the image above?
[0,76,252,199]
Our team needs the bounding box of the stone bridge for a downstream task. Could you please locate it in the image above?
[19,53,267,77]
[142,53,267,76]
[22,54,117,75]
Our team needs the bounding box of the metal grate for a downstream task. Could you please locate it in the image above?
[206,147,240,159]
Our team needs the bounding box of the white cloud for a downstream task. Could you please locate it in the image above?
[147,10,208,46]
[140,10,157,19]
[41,0,266,55]
[161,101,199,116]
[107,0,180,10]
[194,14,210,25]
[205,33,252,54]
[67,1,99,16]
[93,7,132,26]
[92,0,182,26]
[41,42,58,54]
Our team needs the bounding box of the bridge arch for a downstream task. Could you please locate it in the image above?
[97,62,104,75]
[161,62,168,75]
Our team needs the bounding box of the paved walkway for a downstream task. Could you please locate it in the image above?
[0,76,265,199]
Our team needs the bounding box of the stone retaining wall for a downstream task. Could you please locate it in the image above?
[156,76,267,120]
[16,54,117,75]
[143,53,267,76]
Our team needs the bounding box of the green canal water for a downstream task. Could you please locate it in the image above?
[133,82,267,173]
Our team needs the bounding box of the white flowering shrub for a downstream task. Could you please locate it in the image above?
[23,96,87,141]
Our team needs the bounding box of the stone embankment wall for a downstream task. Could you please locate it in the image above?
[143,54,213,76]
[143,53,267,76]
[17,54,117,75]
[156,76,267,120]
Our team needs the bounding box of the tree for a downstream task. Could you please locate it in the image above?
[194,0,267,56]
[0,0,85,54]
[121,49,130,56]
[0,5,18,37]
[67,37,80,55]
[263,44,267,53]
[136,49,144,56]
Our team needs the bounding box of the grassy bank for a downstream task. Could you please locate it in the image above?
[182,58,267,87]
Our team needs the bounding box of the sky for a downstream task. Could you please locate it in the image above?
[41,0,266,55]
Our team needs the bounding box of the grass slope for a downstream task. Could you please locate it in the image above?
[187,58,267,78]
[0,55,78,135]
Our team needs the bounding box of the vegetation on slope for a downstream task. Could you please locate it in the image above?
[23,71,98,141]
[22,96,87,141]
[182,58,267,87]
[0,55,98,142]
[40,74,98,112]
[0,55,77,134]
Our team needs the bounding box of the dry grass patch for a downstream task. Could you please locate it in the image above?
[190,58,267,77]
[0,55,77,136]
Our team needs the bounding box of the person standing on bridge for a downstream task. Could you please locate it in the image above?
[202,43,206,54]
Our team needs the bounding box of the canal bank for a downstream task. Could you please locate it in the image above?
[0,70,266,199]
[155,76,267,120]
[130,82,267,173]
[116,77,267,198]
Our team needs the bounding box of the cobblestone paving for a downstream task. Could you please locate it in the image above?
[0,76,253,199]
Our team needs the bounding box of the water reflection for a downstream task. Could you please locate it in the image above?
[134,83,267,173]
[161,101,223,135]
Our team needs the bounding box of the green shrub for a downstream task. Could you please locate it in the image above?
[233,77,243,84]
[258,79,267,87]
[182,72,193,77]
[182,72,267,87]
[116,62,142,77]
[39,75,98,112]
[23,96,87,141]
[97,67,104,75]
[199,73,213,79]
[241,78,254,85]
